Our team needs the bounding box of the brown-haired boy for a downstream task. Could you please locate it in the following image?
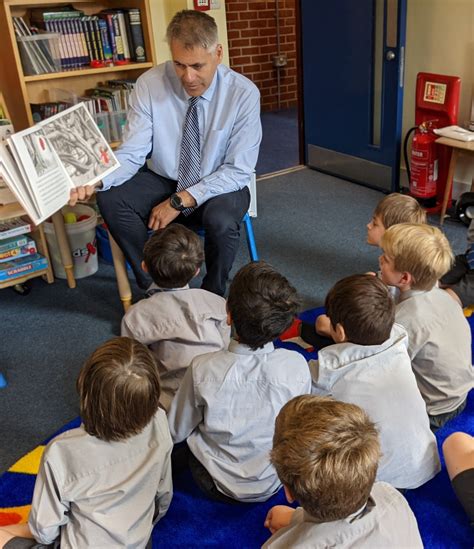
[263,395,423,548]
[0,338,172,549]
[121,223,230,410]
[309,274,439,489]
[366,192,427,247]
[168,261,311,503]
[379,223,473,430]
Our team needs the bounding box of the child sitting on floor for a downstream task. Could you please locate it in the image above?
[263,395,423,548]
[168,261,312,503]
[309,273,439,489]
[379,223,474,430]
[121,224,230,410]
[282,193,427,348]
[0,337,173,549]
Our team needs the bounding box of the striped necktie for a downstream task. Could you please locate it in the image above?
[177,96,201,216]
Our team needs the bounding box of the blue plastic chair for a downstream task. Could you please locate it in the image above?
[0,373,7,389]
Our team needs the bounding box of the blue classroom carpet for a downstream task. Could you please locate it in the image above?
[0,307,473,547]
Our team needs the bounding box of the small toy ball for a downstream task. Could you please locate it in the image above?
[64,212,77,224]
[77,214,90,222]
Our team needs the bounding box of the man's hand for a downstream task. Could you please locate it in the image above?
[69,183,101,206]
[148,199,180,230]
[148,191,197,231]
[264,505,295,534]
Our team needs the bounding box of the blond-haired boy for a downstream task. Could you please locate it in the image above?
[380,223,474,430]
[263,395,423,548]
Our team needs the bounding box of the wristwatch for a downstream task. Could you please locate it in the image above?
[170,193,185,211]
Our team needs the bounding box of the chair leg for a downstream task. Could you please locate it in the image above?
[243,213,259,262]
[108,230,132,312]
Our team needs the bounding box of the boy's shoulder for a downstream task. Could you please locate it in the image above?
[190,341,309,375]
[125,288,226,317]
[318,323,409,368]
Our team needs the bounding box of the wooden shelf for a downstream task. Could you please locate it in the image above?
[0,0,156,131]
[24,62,154,82]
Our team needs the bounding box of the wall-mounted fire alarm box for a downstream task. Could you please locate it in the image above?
[193,0,210,11]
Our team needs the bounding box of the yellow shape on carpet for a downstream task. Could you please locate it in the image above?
[0,505,31,526]
[464,305,474,318]
[8,446,44,475]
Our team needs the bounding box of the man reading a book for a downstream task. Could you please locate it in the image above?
[70,9,261,297]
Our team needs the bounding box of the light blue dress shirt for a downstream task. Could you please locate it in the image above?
[101,62,262,206]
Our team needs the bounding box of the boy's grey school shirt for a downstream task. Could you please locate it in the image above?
[262,482,423,548]
[310,323,440,489]
[121,285,230,411]
[167,340,312,502]
[28,410,173,549]
[395,287,473,416]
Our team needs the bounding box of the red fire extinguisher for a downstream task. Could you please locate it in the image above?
[404,121,439,207]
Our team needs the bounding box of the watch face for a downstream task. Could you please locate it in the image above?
[170,194,183,210]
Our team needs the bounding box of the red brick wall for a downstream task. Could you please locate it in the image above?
[225,0,298,112]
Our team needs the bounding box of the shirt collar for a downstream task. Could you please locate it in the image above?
[228,339,275,355]
[146,282,189,297]
[302,498,372,525]
[398,287,431,303]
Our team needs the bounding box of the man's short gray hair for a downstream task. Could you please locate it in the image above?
[166,9,218,51]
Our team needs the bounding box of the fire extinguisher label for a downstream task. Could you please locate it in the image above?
[433,159,439,182]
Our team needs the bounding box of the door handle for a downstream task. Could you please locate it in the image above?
[386,50,396,61]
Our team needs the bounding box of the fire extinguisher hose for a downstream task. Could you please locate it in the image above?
[403,126,418,186]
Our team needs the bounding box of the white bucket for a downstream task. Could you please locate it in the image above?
[44,204,98,280]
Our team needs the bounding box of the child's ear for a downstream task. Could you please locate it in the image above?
[141,260,148,274]
[334,323,347,343]
[283,485,295,503]
[226,310,232,326]
[399,271,413,287]
[194,267,200,278]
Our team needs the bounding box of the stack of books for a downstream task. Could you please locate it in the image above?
[15,4,146,74]
[0,218,48,282]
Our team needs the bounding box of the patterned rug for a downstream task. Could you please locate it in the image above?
[1,307,473,548]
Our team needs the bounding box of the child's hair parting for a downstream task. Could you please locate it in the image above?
[374,193,427,228]
[325,273,395,345]
[143,224,204,288]
[271,395,380,522]
[381,223,454,290]
[76,337,161,442]
[227,261,300,350]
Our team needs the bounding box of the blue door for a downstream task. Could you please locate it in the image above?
[301,0,407,192]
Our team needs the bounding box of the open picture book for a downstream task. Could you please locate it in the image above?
[0,102,119,224]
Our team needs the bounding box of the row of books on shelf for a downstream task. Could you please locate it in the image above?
[0,218,47,282]
[15,4,146,76]
[29,79,136,144]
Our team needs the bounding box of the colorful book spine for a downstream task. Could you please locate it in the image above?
[0,217,32,240]
[0,253,48,282]
[111,14,126,63]
[0,235,29,254]
[97,18,113,63]
[0,238,37,263]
